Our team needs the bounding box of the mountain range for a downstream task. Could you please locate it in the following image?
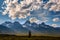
[0,21,60,37]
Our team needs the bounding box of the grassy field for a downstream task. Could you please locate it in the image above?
[0,34,60,40]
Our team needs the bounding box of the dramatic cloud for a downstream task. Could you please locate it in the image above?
[1,0,60,26]
[2,0,43,20]
[43,0,60,11]
[51,24,58,27]
[29,17,39,23]
[53,18,60,22]
[1,0,60,20]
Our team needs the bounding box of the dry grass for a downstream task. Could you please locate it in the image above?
[0,34,60,40]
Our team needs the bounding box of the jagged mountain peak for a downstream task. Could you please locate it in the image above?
[3,21,12,24]
[13,21,19,23]
[25,20,31,24]
[41,22,46,25]
[13,21,21,25]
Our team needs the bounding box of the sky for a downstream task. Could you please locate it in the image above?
[0,0,60,27]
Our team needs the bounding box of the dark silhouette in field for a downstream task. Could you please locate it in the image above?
[29,30,31,38]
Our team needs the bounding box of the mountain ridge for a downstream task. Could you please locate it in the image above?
[0,21,60,37]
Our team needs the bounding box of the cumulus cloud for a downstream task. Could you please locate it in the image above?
[53,18,60,22]
[29,17,39,23]
[1,0,59,25]
[1,0,44,20]
[30,9,49,23]
[51,24,58,27]
[41,17,49,22]
[43,0,60,11]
